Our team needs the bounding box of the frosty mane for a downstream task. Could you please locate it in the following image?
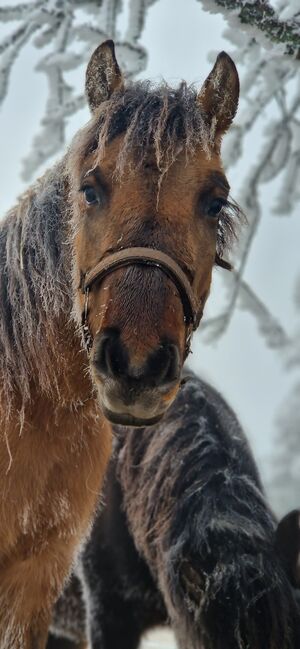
[0,161,72,412]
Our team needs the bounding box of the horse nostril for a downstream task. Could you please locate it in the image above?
[147,343,181,387]
[164,344,181,384]
[93,333,180,389]
[93,330,128,379]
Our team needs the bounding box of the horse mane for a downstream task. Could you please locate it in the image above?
[0,161,72,418]
[70,80,243,257]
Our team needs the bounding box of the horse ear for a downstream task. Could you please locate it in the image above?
[275,509,300,588]
[85,40,124,113]
[198,52,239,142]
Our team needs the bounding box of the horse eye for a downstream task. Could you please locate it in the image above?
[83,186,99,206]
[207,198,226,218]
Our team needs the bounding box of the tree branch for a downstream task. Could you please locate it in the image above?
[202,0,300,59]
[201,274,290,350]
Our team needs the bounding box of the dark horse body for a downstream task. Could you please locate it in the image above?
[50,373,300,649]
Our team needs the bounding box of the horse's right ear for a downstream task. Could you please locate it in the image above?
[198,52,239,143]
[85,40,124,113]
[275,509,300,588]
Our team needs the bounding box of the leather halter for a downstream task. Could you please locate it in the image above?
[81,247,204,356]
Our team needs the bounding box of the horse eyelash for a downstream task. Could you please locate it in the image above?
[218,199,230,214]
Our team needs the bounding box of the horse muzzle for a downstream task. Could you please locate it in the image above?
[91,330,181,426]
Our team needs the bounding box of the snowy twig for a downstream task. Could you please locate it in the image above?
[202,0,300,58]
[197,0,300,344]
[202,85,300,343]
[0,0,153,180]
[232,88,300,281]
[201,274,290,350]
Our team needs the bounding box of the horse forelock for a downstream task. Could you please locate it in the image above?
[71,80,212,173]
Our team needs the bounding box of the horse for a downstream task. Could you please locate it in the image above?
[48,373,300,649]
[0,40,241,648]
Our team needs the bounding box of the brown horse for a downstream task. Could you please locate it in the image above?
[0,40,240,648]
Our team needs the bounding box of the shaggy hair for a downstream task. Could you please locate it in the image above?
[50,373,300,649]
[0,80,242,417]
[116,375,299,649]
[0,161,72,418]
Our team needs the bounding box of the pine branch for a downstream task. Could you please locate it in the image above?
[204,0,300,58]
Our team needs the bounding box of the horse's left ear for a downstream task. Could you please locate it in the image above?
[85,40,124,113]
[198,52,239,142]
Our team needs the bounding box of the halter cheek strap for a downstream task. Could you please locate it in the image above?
[80,247,204,356]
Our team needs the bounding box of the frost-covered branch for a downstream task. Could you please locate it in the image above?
[201,274,290,350]
[0,22,39,103]
[198,1,300,349]
[202,0,300,58]
[202,73,300,343]
[199,2,300,505]
[0,0,153,180]
[228,87,300,302]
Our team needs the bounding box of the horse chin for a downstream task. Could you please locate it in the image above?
[101,406,164,428]
[94,378,178,428]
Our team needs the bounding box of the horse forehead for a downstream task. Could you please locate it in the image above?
[160,152,224,185]
[82,133,223,180]
[83,153,223,194]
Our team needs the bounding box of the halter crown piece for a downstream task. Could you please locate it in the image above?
[81,247,204,357]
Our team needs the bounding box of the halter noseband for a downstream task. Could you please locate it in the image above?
[81,247,204,356]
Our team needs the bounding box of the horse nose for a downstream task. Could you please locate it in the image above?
[94,330,180,388]
[145,342,181,387]
[94,330,128,380]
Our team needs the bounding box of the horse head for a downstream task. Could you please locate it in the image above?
[69,40,240,426]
